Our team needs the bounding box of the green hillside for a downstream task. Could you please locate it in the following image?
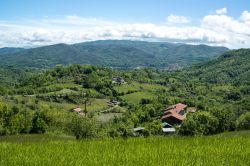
[0,40,228,69]
[0,47,24,56]
[179,49,250,84]
[0,48,249,138]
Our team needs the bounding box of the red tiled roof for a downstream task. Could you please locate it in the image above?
[161,112,185,121]
[162,103,187,121]
[165,103,187,114]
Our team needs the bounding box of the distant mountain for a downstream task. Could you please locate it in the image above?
[0,47,25,56]
[0,40,228,69]
[179,49,250,84]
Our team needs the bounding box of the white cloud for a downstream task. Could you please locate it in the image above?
[216,8,227,15]
[0,10,250,49]
[240,11,250,24]
[201,10,250,48]
[167,14,190,24]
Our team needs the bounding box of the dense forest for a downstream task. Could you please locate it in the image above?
[0,48,249,138]
[0,40,228,70]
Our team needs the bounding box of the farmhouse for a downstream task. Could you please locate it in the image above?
[112,77,125,84]
[161,103,196,126]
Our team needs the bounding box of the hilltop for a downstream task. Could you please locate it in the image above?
[0,40,228,69]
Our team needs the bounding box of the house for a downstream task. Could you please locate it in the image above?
[161,103,188,125]
[161,103,196,133]
[112,77,125,84]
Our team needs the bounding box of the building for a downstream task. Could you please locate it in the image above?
[132,127,145,136]
[72,106,83,113]
[112,77,125,84]
[71,107,85,117]
[161,103,196,133]
[162,122,176,133]
[107,99,120,107]
[161,103,188,125]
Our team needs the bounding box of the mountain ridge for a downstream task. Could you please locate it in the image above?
[0,40,229,69]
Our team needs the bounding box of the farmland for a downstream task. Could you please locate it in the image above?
[0,131,249,166]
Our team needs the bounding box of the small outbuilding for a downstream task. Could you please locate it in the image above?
[72,106,83,113]
[107,99,120,107]
[112,77,125,84]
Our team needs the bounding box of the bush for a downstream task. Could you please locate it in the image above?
[179,112,219,136]
[210,109,236,132]
[70,115,98,139]
[140,98,152,105]
[236,112,250,130]
[31,111,48,134]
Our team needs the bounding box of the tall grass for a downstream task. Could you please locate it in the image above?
[0,132,249,166]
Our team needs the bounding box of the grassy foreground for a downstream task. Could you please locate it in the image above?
[0,131,249,166]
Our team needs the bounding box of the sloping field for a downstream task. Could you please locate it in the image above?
[0,131,249,166]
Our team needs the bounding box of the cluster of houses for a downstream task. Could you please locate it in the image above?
[71,102,196,134]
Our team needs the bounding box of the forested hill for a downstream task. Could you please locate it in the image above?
[0,47,25,56]
[0,40,228,69]
[178,49,250,85]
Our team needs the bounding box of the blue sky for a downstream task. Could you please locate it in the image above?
[0,0,250,48]
[0,0,248,23]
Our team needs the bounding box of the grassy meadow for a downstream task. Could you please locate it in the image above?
[0,131,249,166]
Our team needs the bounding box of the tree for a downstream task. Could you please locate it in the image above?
[145,120,162,135]
[210,109,236,132]
[179,112,219,136]
[70,115,98,139]
[10,114,25,134]
[31,111,48,133]
[236,112,250,130]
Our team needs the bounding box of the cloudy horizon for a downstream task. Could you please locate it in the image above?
[0,1,250,49]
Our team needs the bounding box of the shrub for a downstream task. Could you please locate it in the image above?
[31,111,48,134]
[70,115,98,139]
[179,111,219,136]
[236,112,250,130]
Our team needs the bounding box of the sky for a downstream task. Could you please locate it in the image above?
[0,0,250,48]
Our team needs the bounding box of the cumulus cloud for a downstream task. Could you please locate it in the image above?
[201,10,250,48]
[216,8,227,15]
[0,10,250,49]
[240,11,250,24]
[167,14,190,24]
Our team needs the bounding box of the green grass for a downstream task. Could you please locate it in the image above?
[96,113,123,123]
[114,82,167,94]
[121,91,157,104]
[114,82,141,93]
[0,131,249,165]
[41,98,108,112]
